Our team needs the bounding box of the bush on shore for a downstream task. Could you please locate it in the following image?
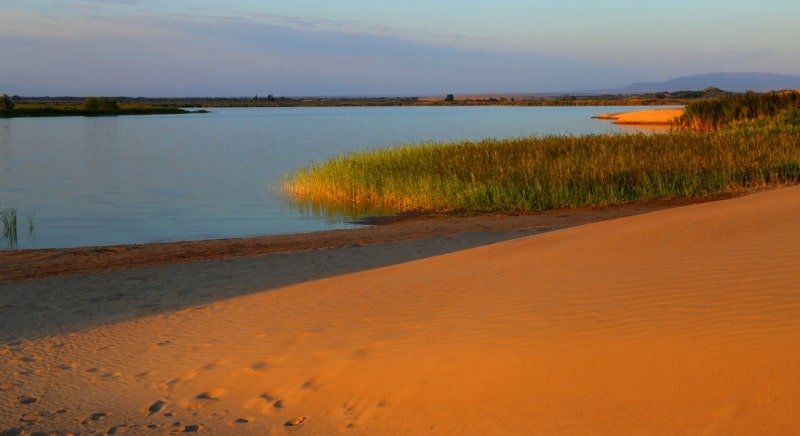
[82,97,119,111]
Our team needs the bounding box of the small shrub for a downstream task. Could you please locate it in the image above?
[82,96,119,111]
[0,94,13,110]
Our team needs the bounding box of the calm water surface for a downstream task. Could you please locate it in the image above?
[0,106,657,249]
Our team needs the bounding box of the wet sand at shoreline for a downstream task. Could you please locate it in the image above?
[0,196,716,283]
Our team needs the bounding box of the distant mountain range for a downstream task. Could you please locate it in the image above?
[614,72,800,93]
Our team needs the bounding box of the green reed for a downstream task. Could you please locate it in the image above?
[1,205,18,248]
[282,116,800,217]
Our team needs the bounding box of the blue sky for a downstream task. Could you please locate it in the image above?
[1,0,798,96]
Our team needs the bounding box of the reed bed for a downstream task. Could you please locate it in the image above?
[282,118,800,217]
[677,91,800,131]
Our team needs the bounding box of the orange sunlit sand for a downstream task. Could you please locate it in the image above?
[2,185,800,434]
[594,107,685,125]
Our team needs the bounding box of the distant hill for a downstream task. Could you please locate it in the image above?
[618,72,800,93]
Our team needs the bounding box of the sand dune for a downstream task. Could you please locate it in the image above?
[1,186,799,434]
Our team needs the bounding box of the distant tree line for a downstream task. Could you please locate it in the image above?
[3,87,768,113]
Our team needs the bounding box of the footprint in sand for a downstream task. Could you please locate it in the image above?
[20,413,42,423]
[196,388,226,400]
[178,388,227,411]
[165,369,200,390]
[135,370,154,380]
[260,393,284,409]
[250,361,268,371]
[80,412,109,425]
[108,424,130,434]
[339,397,387,429]
[284,416,308,427]
[245,393,284,415]
[18,395,38,404]
[84,366,122,382]
[147,399,168,415]
[173,423,203,432]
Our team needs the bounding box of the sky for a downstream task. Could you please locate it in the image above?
[1,0,799,97]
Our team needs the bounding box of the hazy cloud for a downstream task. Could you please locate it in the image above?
[0,9,622,96]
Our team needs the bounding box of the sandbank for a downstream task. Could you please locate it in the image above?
[1,187,799,434]
[594,107,685,125]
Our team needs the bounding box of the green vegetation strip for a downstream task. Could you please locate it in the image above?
[0,95,194,117]
[282,109,800,216]
[0,107,191,117]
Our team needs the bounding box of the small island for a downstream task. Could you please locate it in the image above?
[0,95,200,117]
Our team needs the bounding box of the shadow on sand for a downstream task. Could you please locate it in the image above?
[0,199,704,343]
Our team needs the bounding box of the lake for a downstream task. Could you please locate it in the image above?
[0,106,660,249]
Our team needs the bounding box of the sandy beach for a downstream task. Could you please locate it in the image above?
[1,186,799,434]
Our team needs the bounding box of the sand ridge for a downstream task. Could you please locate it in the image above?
[1,186,799,434]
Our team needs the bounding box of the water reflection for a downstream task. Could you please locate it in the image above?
[0,106,649,249]
[83,117,120,179]
[0,122,11,179]
[1,122,18,248]
[281,196,398,225]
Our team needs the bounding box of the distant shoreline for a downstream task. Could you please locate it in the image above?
[3,92,711,111]
[0,107,200,118]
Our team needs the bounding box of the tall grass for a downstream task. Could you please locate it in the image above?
[282,118,800,217]
[677,91,800,131]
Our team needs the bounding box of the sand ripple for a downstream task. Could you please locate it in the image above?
[1,186,799,434]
